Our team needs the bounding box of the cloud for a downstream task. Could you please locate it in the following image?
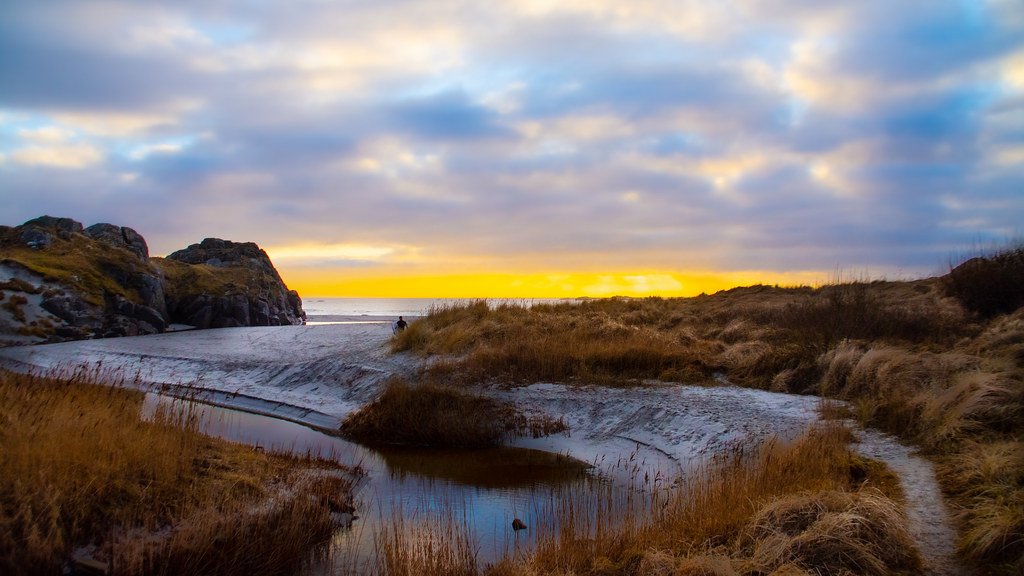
[10,144,103,168]
[0,0,1022,290]
[17,126,75,143]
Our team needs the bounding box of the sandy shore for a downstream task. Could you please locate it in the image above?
[0,324,418,430]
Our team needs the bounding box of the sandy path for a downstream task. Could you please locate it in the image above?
[0,326,965,573]
[856,429,968,576]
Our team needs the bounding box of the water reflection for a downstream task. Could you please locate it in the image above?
[372,446,589,488]
[142,395,633,573]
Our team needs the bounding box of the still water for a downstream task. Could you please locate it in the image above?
[144,395,644,573]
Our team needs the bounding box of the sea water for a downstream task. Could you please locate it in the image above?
[302,298,574,325]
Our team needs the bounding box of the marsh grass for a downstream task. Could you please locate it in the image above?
[341,377,566,448]
[479,425,919,576]
[0,369,355,576]
[376,506,479,576]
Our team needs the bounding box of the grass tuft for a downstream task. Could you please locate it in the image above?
[341,377,566,448]
[485,425,919,575]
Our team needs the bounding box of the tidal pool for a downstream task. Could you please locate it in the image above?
[143,395,645,573]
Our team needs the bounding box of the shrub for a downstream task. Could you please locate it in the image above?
[341,378,564,448]
[946,245,1024,318]
[1,293,28,322]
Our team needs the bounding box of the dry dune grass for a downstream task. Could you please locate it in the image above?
[396,280,965,393]
[738,489,917,575]
[397,260,1024,572]
[939,440,1024,567]
[341,377,565,448]
[0,370,355,576]
[477,426,919,576]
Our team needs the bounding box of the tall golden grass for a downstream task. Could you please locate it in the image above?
[376,506,479,576]
[342,377,566,448]
[0,370,355,576]
[394,281,963,391]
[414,425,919,576]
[395,273,1024,572]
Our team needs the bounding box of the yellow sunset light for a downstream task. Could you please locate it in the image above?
[278,268,825,299]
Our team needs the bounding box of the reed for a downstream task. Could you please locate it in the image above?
[376,506,479,576]
[485,425,918,575]
[0,369,355,576]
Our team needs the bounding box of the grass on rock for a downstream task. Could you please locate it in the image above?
[154,256,289,302]
[0,229,157,307]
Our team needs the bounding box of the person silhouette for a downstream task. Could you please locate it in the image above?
[394,316,408,332]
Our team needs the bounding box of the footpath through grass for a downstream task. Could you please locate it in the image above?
[0,370,356,576]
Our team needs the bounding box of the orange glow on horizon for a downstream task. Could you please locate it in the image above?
[278,268,828,299]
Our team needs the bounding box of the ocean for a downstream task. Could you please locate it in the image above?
[301,297,573,324]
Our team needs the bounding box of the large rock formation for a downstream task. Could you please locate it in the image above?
[159,238,305,329]
[0,216,304,346]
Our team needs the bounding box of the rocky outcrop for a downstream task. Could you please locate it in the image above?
[84,223,150,260]
[17,216,83,249]
[1,217,170,344]
[161,238,305,329]
[0,216,304,345]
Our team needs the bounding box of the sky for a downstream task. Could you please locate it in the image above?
[1,0,1022,298]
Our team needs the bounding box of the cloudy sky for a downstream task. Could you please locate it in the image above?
[1,0,1022,297]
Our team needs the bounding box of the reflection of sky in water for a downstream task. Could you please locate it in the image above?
[143,395,635,572]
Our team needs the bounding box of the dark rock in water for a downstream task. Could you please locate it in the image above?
[512,518,527,531]
[108,294,167,333]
